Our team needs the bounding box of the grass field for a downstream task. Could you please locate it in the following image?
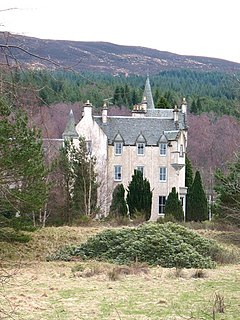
[1,225,240,320]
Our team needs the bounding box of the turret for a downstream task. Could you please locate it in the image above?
[62,109,78,140]
[143,75,155,110]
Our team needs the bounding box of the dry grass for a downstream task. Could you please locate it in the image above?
[1,225,240,319]
[1,261,240,320]
[0,225,107,261]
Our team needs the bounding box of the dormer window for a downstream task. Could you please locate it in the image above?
[113,132,124,156]
[160,143,167,156]
[137,143,145,155]
[158,134,168,157]
[114,142,123,155]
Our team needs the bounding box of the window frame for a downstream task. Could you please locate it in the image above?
[159,196,166,214]
[137,142,145,155]
[114,165,122,181]
[159,167,167,182]
[114,142,123,155]
[160,143,167,156]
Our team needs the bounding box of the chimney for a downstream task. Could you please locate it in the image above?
[173,105,179,127]
[83,100,92,118]
[140,96,148,112]
[102,101,108,124]
[181,97,187,114]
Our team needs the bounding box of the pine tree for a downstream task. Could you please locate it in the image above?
[214,153,240,226]
[187,171,208,221]
[154,88,161,106]
[190,100,198,114]
[109,184,128,218]
[124,84,131,106]
[165,187,184,221]
[156,96,169,109]
[0,99,48,215]
[131,89,138,105]
[185,154,193,188]
[113,86,121,106]
[126,170,152,220]
[185,154,194,222]
[196,97,202,113]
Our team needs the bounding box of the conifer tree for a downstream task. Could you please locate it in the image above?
[131,89,139,105]
[0,99,48,216]
[113,86,121,106]
[196,97,202,113]
[187,171,208,221]
[124,84,131,106]
[126,170,152,220]
[109,184,128,218]
[185,154,194,221]
[185,154,193,188]
[153,88,161,106]
[215,153,240,226]
[190,100,198,114]
[165,187,184,221]
[156,96,169,109]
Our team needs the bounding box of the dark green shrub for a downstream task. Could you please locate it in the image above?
[109,184,128,218]
[0,229,31,243]
[165,187,184,221]
[47,223,223,268]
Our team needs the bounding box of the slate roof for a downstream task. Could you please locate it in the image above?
[94,114,186,145]
[146,109,186,128]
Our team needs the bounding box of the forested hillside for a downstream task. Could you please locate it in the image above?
[5,69,240,118]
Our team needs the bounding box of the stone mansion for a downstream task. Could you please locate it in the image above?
[62,77,188,220]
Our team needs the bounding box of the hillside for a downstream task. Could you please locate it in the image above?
[1,32,240,74]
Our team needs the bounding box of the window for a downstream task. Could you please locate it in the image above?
[137,143,145,155]
[180,196,184,207]
[160,167,167,182]
[160,143,167,156]
[114,165,122,181]
[159,196,166,214]
[136,166,144,175]
[180,144,184,157]
[114,142,122,155]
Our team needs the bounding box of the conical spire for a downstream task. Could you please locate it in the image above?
[62,109,78,139]
[143,76,155,109]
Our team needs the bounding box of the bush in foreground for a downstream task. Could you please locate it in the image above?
[47,222,222,268]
